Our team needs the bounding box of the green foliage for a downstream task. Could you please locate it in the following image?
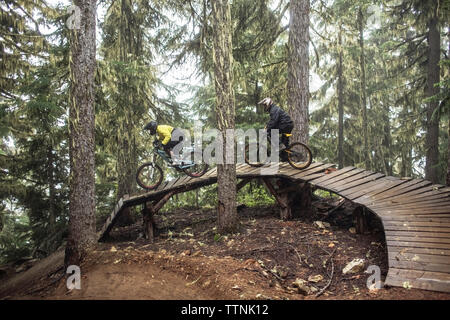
[0,206,33,264]
[237,181,275,207]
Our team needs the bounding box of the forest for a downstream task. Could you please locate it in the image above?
[0,0,449,300]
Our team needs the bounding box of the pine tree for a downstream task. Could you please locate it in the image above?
[288,0,310,145]
[210,0,238,233]
[66,0,97,266]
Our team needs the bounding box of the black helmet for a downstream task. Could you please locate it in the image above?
[144,121,157,135]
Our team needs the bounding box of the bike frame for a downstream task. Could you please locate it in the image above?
[152,145,198,170]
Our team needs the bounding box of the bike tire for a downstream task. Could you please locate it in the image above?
[136,162,164,190]
[244,143,266,167]
[182,151,209,178]
[286,142,313,170]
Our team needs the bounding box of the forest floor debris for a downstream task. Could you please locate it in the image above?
[1,201,450,300]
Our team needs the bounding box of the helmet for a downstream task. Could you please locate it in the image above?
[144,120,157,135]
[258,97,273,111]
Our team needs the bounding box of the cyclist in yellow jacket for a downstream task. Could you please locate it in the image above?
[144,121,184,163]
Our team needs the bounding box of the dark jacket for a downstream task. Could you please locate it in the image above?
[266,104,293,133]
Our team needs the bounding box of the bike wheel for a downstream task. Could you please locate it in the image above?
[181,151,209,178]
[244,142,267,167]
[136,162,164,190]
[286,142,313,169]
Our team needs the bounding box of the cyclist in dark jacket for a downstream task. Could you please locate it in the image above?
[258,97,294,148]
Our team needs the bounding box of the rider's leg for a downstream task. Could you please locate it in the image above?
[280,124,293,148]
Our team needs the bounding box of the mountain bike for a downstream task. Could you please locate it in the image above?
[244,132,312,169]
[136,140,209,190]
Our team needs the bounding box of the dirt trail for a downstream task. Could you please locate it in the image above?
[43,263,215,300]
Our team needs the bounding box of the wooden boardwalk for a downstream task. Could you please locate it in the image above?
[98,162,450,293]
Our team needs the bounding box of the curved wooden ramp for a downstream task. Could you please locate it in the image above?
[98,162,450,293]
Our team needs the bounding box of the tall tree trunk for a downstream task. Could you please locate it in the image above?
[337,26,344,169]
[447,27,450,187]
[424,7,440,183]
[288,0,310,145]
[381,60,393,176]
[66,0,97,267]
[47,145,56,233]
[211,0,237,233]
[358,8,370,170]
[116,107,136,226]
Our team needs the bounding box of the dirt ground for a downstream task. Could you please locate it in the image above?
[1,199,450,300]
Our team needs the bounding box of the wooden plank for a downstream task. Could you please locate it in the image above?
[204,166,217,178]
[387,268,450,281]
[277,163,299,176]
[372,184,449,205]
[318,170,379,190]
[155,181,169,192]
[370,193,450,208]
[289,162,329,178]
[382,220,450,228]
[350,178,409,202]
[289,163,336,180]
[377,184,448,202]
[388,251,450,265]
[385,275,450,293]
[384,225,450,233]
[300,163,336,176]
[352,177,409,200]
[386,240,450,250]
[387,246,450,257]
[308,166,359,185]
[302,172,327,182]
[389,260,450,273]
[164,177,181,191]
[386,235,450,245]
[337,175,388,197]
[362,179,431,204]
[241,165,268,176]
[176,175,192,187]
[376,207,450,215]
[386,230,450,239]
[235,163,247,172]
[369,199,450,211]
[379,194,450,210]
[326,173,385,194]
[385,268,450,293]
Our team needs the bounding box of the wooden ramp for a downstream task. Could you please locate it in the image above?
[98,162,450,293]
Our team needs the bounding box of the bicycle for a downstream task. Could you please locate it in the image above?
[136,140,209,190]
[244,132,312,169]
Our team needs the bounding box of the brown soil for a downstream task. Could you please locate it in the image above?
[1,202,449,300]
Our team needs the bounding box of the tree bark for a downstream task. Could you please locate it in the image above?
[424,7,440,183]
[358,8,370,171]
[116,108,136,226]
[288,0,310,145]
[66,0,97,267]
[337,26,344,169]
[47,145,56,233]
[447,27,450,187]
[211,0,238,233]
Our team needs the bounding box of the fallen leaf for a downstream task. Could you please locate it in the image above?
[308,274,324,283]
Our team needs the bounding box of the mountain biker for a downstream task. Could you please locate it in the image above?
[144,121,184,163]
[258,97,294,161]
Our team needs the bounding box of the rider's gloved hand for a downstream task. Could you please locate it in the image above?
[153,140,161,148]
